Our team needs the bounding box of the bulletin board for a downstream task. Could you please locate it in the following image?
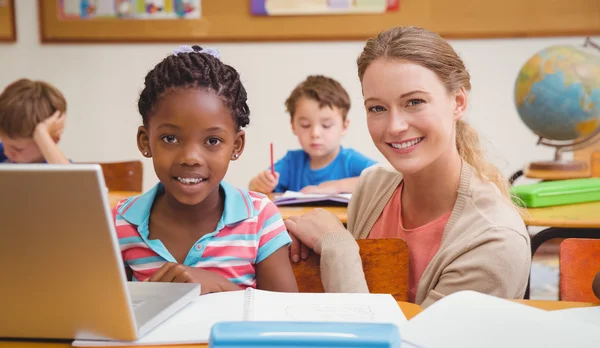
[0,0,16,42]
[39,0,600,43]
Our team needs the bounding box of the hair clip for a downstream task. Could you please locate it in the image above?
[172,45,221,60]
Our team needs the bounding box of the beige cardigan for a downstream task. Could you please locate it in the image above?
[313,162,531,308]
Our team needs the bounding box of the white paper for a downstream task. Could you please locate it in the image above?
[94,0,117,16]
[274,191,352,205]
[61,0,82,16]
[546,306,600,328]
[250,290,407,329]
[279,191,352,200]
[402,291,600,348]
[73,290,407,347]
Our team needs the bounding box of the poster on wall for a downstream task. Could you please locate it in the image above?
[58,0,201,20]
[250,0,400,16]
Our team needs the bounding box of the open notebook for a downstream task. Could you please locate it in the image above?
[73,289,406,346]
[402,291,600,348]
[272,191,352,206]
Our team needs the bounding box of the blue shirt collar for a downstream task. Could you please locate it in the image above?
[118,181,256,228]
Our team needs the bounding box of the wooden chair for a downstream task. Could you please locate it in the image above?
[559,238,600,303]
[292,238,409,301]
[97,161,143,192]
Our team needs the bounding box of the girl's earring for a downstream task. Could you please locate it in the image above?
[143,151,149,157]
[233,153,239,159]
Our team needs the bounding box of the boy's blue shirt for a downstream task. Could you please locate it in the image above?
[272,146,377,192]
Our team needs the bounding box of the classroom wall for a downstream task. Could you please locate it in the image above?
[1,0,598,191]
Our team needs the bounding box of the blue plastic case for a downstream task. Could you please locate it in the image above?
[209,321,402,348]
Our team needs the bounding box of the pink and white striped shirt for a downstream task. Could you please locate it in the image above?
[113,181,291,288]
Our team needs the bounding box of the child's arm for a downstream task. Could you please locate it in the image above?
[147,263,241,294]
[250,153,292,193]
[593,271,600,299]
[249,170,279,194]
[301,177,359,194]
[256,246,298,292]
[33,111,69,164]
[254,199,298,292]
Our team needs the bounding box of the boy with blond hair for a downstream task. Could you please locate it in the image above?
[250,75,375,194]
[0,79,69,164]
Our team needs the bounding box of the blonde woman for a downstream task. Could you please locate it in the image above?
[285,26,531,308]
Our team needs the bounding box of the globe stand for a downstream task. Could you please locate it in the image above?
[526,128,600,180]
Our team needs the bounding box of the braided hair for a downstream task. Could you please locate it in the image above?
[138,45,250,130]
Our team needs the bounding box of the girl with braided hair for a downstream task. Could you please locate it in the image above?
[112,45,298,294]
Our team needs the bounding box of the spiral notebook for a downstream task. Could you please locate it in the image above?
[73,289,406,346]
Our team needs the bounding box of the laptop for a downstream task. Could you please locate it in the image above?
[0,164,200,341]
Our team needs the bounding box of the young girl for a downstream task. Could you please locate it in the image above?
[284,27,531,307]
[113,45,298,294]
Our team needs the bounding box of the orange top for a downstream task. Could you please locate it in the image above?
[369,184,451,302]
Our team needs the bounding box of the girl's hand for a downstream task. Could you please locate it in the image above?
[147,263,241,294]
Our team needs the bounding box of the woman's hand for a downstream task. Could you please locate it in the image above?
[284,208,345,262]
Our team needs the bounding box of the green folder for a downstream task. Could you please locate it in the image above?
[511,178,600,208]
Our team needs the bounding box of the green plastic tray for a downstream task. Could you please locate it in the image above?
[511,178,600,208]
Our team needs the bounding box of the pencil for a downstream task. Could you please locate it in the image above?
[270,143,275,177]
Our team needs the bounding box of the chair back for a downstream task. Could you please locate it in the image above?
[292,238,409,301]
[97,161,143,192]
[559,238,600,303]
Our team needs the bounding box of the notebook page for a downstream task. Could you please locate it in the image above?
[546,306,600,328]
[73,290,246,347]
[280,191,351,200]
[248,289,407,329]
[274,191,352,205]
[402,290,600,348]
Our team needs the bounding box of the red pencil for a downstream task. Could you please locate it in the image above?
[270,143,275,177]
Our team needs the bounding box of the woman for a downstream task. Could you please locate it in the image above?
[285,26,531,308]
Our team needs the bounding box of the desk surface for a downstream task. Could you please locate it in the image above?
[3,300,596,348]
[521,201,600,228]
[108,192,349,224]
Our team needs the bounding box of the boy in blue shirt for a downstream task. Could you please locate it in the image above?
[0,79,69,164]
[250,75,376,194]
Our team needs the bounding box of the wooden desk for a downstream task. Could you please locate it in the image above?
[108,192,349,224]
[276,205,348,224]
[514,299,599,311]
[2,300,597,348]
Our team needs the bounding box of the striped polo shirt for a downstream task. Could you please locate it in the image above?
[112,181,291,287]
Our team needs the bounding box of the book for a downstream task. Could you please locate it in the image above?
[511,178,600,208]
[546,306,600,328]
[402,291,600,348]
[73,289,406,346]
[272,191,352,206]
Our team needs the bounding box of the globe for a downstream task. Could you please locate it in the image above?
[515,43,600,143]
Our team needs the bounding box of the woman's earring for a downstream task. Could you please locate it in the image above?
[233,153,239,159]
[143,151,149,156]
